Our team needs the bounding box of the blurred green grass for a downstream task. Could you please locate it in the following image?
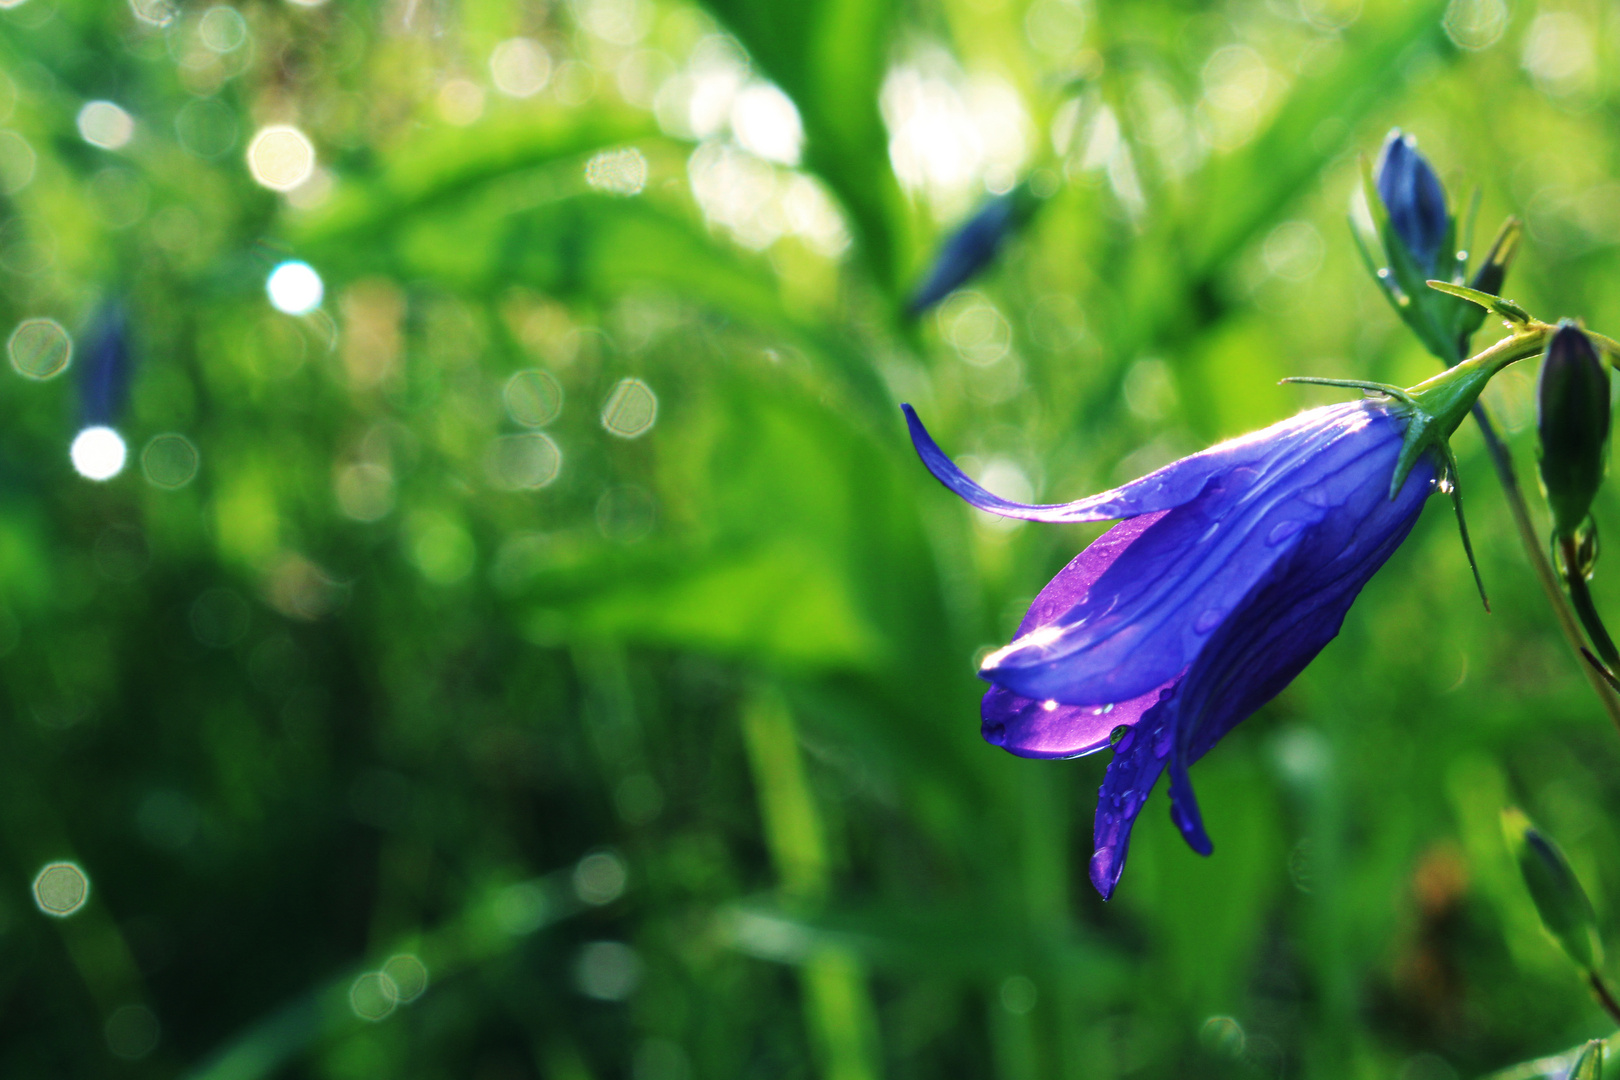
[1,0,1619,1076]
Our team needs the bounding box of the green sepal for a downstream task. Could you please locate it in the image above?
[1502,807,1603,972]
[1360,157,1470,362]
[1425,280,1531,326]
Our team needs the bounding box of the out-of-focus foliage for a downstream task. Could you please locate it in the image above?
[4,0,1620,1077]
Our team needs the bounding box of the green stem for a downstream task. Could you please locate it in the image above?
[1467,395,1620,734]
[1560,534,1620,671]
[1589,970,1620,1028]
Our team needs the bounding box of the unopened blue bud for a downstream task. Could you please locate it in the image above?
[1375,129,1449,277]
[1503,808,1602,971]
[80,302,133,427]
[907,188,1033,315]
[1537,321,1610,539]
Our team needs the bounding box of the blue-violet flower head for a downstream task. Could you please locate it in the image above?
[905,400,1438,898]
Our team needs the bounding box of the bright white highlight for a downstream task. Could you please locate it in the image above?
[247,125,315,191]
[77,101,135,150]
[71,426,128,481]
[730,82,802,166]
[266,261,324,314]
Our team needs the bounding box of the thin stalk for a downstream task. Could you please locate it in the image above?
[1589,970,1620,1027]
[1468,398,1620,732]
[1560,534,1620,670]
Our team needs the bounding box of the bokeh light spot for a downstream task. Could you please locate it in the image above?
[381,954,429,1003]
[730,82,802,166]
[999,975,1038,1014]
[77,101,135,149]
[348,972,396,1021]
[574,850,628,905]
[128,0,176,25]
[1200,1015,1246,1057]
[71,426,128,481]
[491,38,551,97]
[0,130,36,193]
[197,5,246,52]
[104,1005,160,1060]
[486,433,562,491]
[601,377,657,437]
[334,463,394,521]
[8,317,71,379]
[503,369,563,427]
[575,941,642,1001]
[33,862,90,916]
[493,881,549,935]
[142,433,200,488]
[266,261,324,314]
[585,147,648,195]
[437,79,486,126]
[407,512,475,585]
[247,126,315,191]
[1443,0,1507,51]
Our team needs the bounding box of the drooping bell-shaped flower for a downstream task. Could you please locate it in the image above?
[905,339,1535,897]
[1537,321,1610,540]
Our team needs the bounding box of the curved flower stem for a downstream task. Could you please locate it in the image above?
[1559,534,1620,670]
[1589,970,1620,1027]
[1468,397,1620,732]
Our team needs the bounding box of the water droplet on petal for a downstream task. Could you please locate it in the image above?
[1267,519,1302,545]
[1194,608,1225,633]
[1109,724,1129,746]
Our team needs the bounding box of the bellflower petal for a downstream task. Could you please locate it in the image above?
[906,397,1440,898]
[980,511,1176,758]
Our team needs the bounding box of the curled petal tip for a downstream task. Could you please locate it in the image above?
[1089,847,1121,901]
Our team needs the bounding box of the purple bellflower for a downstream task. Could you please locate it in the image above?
[905,400,1444,898]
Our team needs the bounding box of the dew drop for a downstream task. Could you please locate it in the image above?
[1194,608,1225,633]
[1108,724,1129,746]
[1267,519,1302,545]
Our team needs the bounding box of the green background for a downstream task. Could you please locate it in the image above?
[0,0,1615,1076]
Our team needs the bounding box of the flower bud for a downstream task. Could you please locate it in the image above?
[1502,807,1602,971]
[1569,1040,1604,1080]
[907,187,1035,315]
[1537,321,1611,539]
[1468,217,1520,301]
[1375,129,1448,277]
[79,302,133,427]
